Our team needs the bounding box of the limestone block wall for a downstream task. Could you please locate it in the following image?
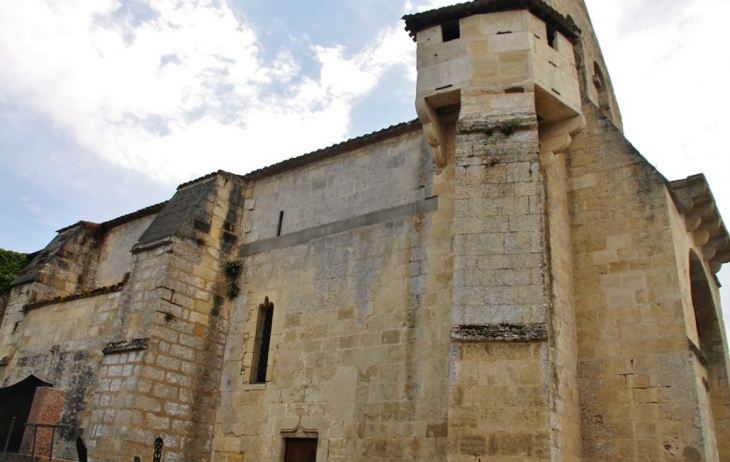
[0,177,243,461]
[421,8,586,459]
[568,104,721,460]
[448,94,554,460]
[0,294,8,334]
[85,244,175,461]
[664,186,730,460]
[0,291,123,459]
[16,224,102,299]
[88,174,244,462]
[88,242,230,462]
[539,0,623,129]
[242,132,431,242]
[96,215,157,287]
[0,284,37,360]
[542,149,581,459]
[87,347,147,455]
[0,211,171,459]
[213,130,455,461]
[416,10,581,122]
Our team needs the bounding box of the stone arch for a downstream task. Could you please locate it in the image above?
[689,250,730,458]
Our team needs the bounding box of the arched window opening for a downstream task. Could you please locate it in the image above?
[592,62,611,118]
[690,251,722,355]
[250,296,274,384]
[689,250,730,459]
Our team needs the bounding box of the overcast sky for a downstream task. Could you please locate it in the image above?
[1,0,728,328]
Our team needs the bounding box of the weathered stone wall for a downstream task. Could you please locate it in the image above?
[568,104,722,460]
[664,185,730,460]
[539,0,623,129]
[414,8,584,460]
[213,129,455,461]
[19,224,101,298]
[0,293,10,333]
[88,174,243,462]
[0,290,123,459]
[1,3,729,462]
[448,102,552,461]
[0,214,167,460]
[96,215,157,287]
[242,133,432,242]
[542,148,581,459]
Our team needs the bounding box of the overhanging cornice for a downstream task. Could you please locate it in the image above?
[670,174,730,274]
[402,0,581,43]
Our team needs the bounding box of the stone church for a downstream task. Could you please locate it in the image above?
[1,0,729,460]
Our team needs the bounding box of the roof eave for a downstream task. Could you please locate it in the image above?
[402,0,581,43]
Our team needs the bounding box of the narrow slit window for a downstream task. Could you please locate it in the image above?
[441,21,460,42]
[277,211,284,237]
[250,297,274,384]
[547,26,558,49]
[593,62,611,116]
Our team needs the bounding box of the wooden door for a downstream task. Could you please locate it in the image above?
[284,438,318,462]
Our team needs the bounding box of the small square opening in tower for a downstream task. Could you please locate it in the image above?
[441,21,460,42]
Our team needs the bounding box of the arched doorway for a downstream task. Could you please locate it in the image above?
[689,250,730,458]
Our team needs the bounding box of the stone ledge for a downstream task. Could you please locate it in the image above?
[451,323,547,342]
[102,337,150,355]
[239,196,439,257]
[23,274,129,311]
[130,237,173,254]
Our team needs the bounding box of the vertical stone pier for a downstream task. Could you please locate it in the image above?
[19,387,67,458]
[414,8,583,461]
[450,90,550,460]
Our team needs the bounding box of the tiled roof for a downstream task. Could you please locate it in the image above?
[241,120,422,181]
[134,178,217,250]
[51,120,422,245]
[176,170,231,191]
[176,121,422,188]
[100,201,167,232]
[55,202,167,235]
[55,220,100,235]
[402,0,581,43]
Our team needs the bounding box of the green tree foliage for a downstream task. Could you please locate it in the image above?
[0,248,31,294]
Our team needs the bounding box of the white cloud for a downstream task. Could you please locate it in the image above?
[19,195,62,229]
[587,0,730,176]
[0,0,414,185]
[404,0,461,13]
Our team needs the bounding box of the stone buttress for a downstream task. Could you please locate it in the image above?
[406,3,585,460]
[86,172,245,461]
